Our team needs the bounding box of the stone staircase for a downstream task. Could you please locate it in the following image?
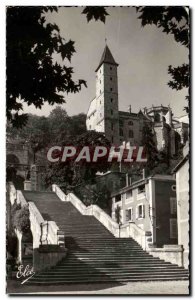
[23,191,189,284]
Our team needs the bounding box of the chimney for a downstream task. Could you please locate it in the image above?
[128,105,131,113]
[142,168,146,179]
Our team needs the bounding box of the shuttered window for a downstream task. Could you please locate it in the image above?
[170,198,177,215]
[170,218,177,238]
[136,204,145,219]
[125,208,133,222]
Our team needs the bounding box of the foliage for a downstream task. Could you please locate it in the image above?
[141,123,159,171]
[12,204,30,233]
[7,6,87,127]
[82,7,109,23]
[74,183,111,213]
[136,6,189,47]
[136,6,189,112]
[7,107,87,159]
[43,131,111,190]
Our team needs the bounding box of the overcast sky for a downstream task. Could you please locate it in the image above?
[23,6,189,118]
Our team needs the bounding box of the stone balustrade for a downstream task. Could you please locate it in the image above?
[8,182,65,249]
[52,185,120,237]
[148,245,184,267]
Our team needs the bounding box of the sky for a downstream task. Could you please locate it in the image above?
[22,6,189,119]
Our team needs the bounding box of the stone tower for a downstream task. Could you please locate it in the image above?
[95,45,120,145]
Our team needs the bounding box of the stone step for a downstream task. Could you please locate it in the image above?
[28,275,189,285]
[24,191,188,285]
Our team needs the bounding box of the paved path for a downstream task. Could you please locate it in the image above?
[7,280,189,295]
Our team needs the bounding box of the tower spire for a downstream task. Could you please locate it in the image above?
[95,45,119,72]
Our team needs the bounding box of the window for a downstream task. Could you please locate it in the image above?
[119,120,123,126]
[100,113,102,118]
[100,100,101,104]
[111,109,113,115]
[111,123,114,130]
[115,194,121,203]
[170,218,177,239]
[119,128,123,136]
[138,184,145,194]
[110,67,112,70]
[111,136,114,143]
[110,88,113,91]
[128,121,133,126]
[100,69,101,74]
[126,208,133,222]
[100,89,101,94]
[110,77,112,81]
[89,125,91,129]
[111,98,113,103]
[126,190,132,199]
[170,198,177,215]
[100,80,101,84]
[129,130,134,138]
[154,113,160,122]
[137,204,145,219]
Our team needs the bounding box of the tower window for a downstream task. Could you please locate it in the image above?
[100,80,101,84]
[100,113,102,118]
[111,109,113,115]
[110,67,112,70]
[110,88,113,91]
[100,100,101,104]
[128,121,133,126]
[111,98,113,103]
[100,89,101,94]
[110,77,112,81]
[119,128,123,136]
[129,130,134,138]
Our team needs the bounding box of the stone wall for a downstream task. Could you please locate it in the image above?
[149,245,184,267]
[176,158,189,269]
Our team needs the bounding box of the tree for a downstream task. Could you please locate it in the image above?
[43,131,111,191]
[141,123,159,172]
[7,6,87,127]
[136,6,189,112]
[115,205,121,225]
[12,204,30,233]
[82,7,109,23]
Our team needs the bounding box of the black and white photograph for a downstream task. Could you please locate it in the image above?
[5,6,190,295]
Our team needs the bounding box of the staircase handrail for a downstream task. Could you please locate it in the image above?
[8,183,65,247]
[128,221,147,250]
[92,204,119,229]
[52,184,120,236]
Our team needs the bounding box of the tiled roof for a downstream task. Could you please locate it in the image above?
[95,45,118,72]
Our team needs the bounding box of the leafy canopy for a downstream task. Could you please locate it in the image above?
[7,6,87,127]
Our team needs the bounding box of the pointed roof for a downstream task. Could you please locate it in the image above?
[95,45,119,72]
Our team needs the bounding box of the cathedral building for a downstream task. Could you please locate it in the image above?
[86,45,188,157]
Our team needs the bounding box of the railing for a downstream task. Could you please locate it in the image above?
[129,222,148,250]
[52,184,153,247]
[8,182,65,248]
[52,184,120,237]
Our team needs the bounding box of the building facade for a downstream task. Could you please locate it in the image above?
[86,45,189,156]
[111,174,177,247]
[173,142,189,269]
